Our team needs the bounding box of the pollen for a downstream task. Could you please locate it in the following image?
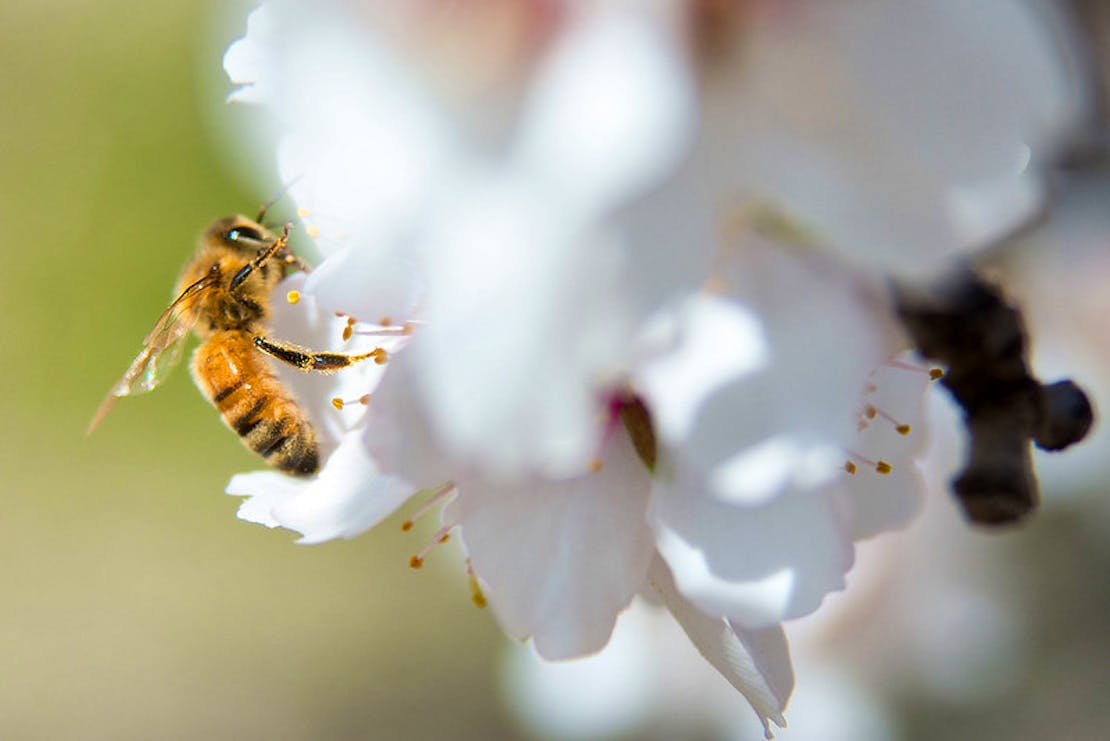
[331,397,344,410]
[409,555,424,569]
[896,424,911,435]
[864,405,877,420]
[342,325,353,341]
[844,460,857,475]
[372,348,389,365]
[875,460,893,475]
[930,368,945,380]
[286,290,301,305]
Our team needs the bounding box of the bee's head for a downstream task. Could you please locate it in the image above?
[203,215,277,258]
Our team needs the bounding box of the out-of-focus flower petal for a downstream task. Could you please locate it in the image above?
[514,10,693,214]
[414,171,627,476]
[454,428,654,659]
[651,477,854,628]
[648,558,792,739]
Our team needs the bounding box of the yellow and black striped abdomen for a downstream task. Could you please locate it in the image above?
[192,330,319,475]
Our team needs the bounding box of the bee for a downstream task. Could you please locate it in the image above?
[895,268,1093,526]
[89,215,378,475]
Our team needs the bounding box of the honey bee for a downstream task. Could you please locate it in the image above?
[89,215,378,475]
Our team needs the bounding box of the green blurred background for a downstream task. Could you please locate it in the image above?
[0,2,515,738]
[3,2,1110,740]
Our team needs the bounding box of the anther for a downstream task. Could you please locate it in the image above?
[588,458,604,473]
[875,460,893,475]
[467,561,487,609]
[286,290,301,305]
[861,402,912,436]
[401,482,457,533]
[306,224,320,239]
[884,359,945,382]
[297,207,311,218]
[408,525,453,569]
[379,316,392,327]
[372,348,389,365]
[331,394,371,411]
[844,460,857,475]
[342,326,353,341]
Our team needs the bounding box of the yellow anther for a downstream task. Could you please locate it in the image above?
[468,570,487,609]
[305,224,320,239]
[372,348,389,365]
[896,424,911,436]
[588,458,604,473]
[409,555,424,570]
[401,520,413,532]
[286,290,301,305]
[844,461,857,475]
[438,532,451,544]
[342,326,353,341]
[331,397,344,410]
[875,461,892,475]
[864,405,877,419]
[929,368,945,381]
[297,206,311,218]
[379,316,393,327]
[358,394,371,406]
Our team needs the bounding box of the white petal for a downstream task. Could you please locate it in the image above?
[454,428,655,659]
[415,171,626,476]
[637,295,768,445]
[513,11,693,213]
[227,432,413,544]
[302,243,424,324]
[650,474,854,627]
[648,559,792,738]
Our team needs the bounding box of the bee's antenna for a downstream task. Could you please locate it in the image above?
[256,175,304,224]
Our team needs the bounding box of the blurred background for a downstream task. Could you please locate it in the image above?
[1,0,1108,739]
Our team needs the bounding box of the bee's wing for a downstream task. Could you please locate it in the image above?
[87,270,219,435]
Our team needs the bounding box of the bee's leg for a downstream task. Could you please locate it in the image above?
[231,224,292,291]
[253,335,387,372]
[278,250,313,274]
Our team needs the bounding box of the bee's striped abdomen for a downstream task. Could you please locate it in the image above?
[192,331,319,475]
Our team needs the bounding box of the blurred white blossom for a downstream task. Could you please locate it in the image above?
[221,0,1086,735]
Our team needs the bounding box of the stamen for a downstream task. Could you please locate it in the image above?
[297,207,311,218]
[305,224,321,239]
[331,394,371,411]
[845,450,894,475]
[409,525,454,569]
[342,325,353,341]
[352,322,418,337]
[862,403,912,436]
[286,290,301,305]
[401,482,456,532]
[467,561,487,609]
[587,458,604,473]
[884,358,945,381]
[379,316,392,327]
[372,348,389,365]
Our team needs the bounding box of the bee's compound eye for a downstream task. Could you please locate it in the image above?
[227,225,265,243]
